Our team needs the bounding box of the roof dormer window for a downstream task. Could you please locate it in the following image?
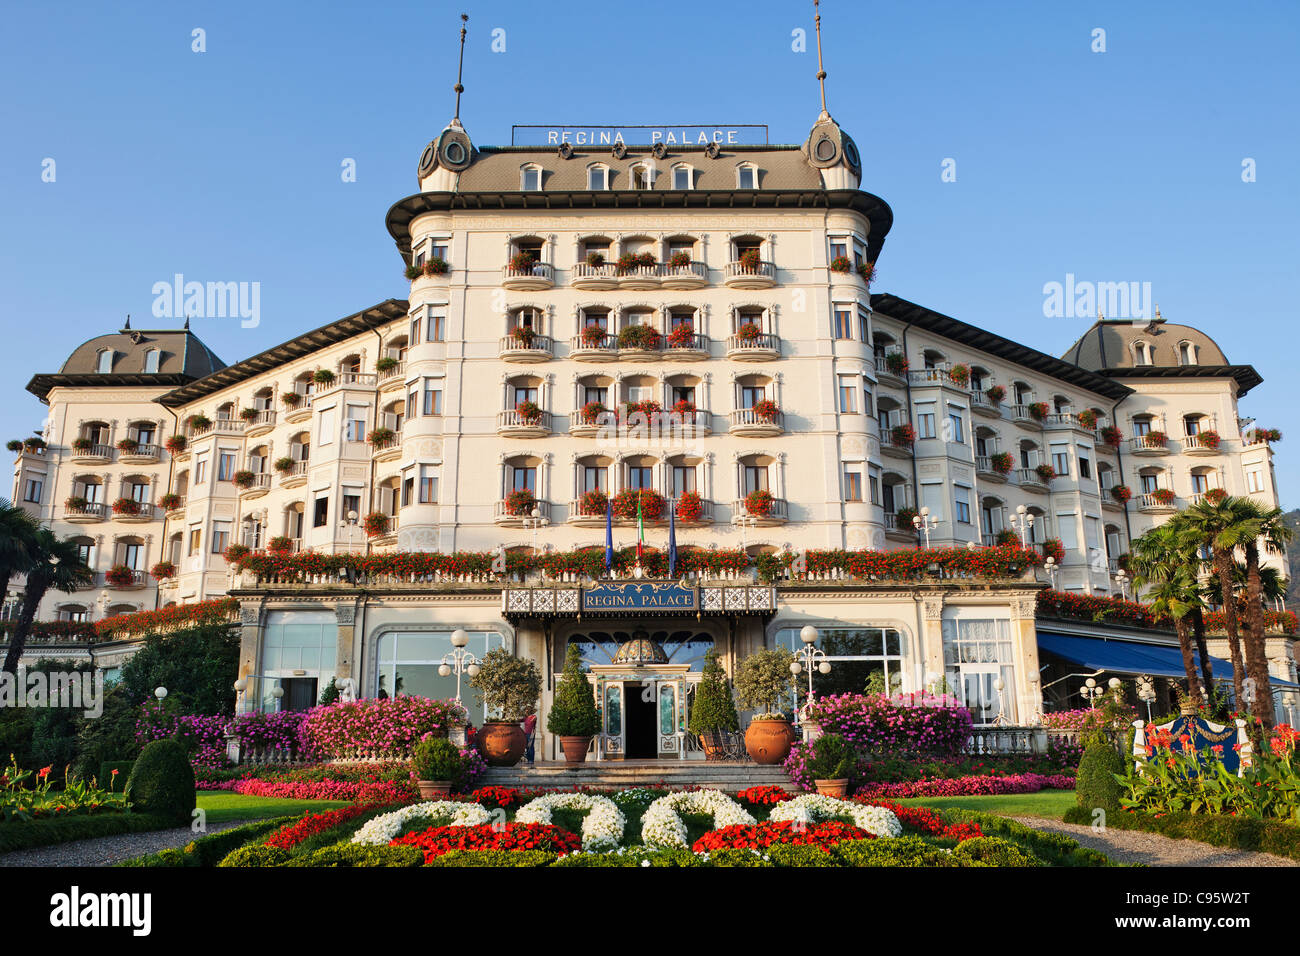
[520,164,542,191]
[1178,341,1197,366]
[1134,341,1152,366]
[736,163,758,189]
[96,349,114,374]
[144,349,160,373]
[629,164,652,190]
[672,164,693,190]
[587,164,610,190]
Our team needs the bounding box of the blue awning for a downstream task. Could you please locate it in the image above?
[1037,631,1300,689]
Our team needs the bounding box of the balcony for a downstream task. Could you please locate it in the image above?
[663,332,710,361]
[568,410,608,438]
[371,429,402,463]
[969,391,1002,418]
[725,333,781,362]
[1183,433,1222,456]
[497,409,552,439]
[1042,413,1096,438]
[377,362,406,391]
[367,513,399,547]
[1015,468,1049,492]
[881,432,914,460]
[499,333,554,364]
[494,499,551,528]
[212,417,247,437]
[1130,434,1170,456]
[617,264,662,291]
[118,443,162,464]
[907,367,967,390]
[732,496,788,526]
[237,474,272,500]
[728,408,784,438]
[500,261,555,291]
[567,497,609,527]
[1137,492,1177,514]
[884,512,916,543]
[317,372,377,396]
[162,496,187,518]
[975,456,1010,483]
[723,259,776,289]
[570,262,619,290]
[673,497,715,526]
[70,443,114,464]
[569,332,618,362]
[659,261,708,290]
[106,569,148,591]
[243,410,276,438]
[65,501,107,523]
[111,502,156,523]
[279,460,309,488]
[1009,405,1043,428]
[283,394,313,424]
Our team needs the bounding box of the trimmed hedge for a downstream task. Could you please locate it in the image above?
[0,813,175,854]
[427,849,557,868]
[117,816,298,867]
[291,844,424,868]
[552,847,699,867]
[1062,806,1300,861]
[941,810,1116,867]
[217,844,291,867]
[951,836,1042,867]
[126,739,196,824]
[1075,735,1126,812]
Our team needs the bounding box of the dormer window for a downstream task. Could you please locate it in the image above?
[588,165,610,190]
[1134,341,1153,366]
[629,164,651,190]
[1178,341,1197,366]
[96,349,114,374]
[736,163,758,189]
[143,349,160,373]
[520,164,542,191]
[672,165,693,190]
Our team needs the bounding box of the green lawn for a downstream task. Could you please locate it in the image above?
[892,789,1076,819]
[196,792,349,824]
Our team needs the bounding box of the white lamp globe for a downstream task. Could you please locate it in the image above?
[451,628,469,648]
[466,663,481,678]
[790,661,803,675]
[233,678,247,692]
[270,686,284,700]
[154,686,168,700]
[438,664,452,678]
[799,625,818,645]
[817,661,831,675]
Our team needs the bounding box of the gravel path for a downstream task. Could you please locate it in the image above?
[1010,816,1299,867]
[0,821,254,868]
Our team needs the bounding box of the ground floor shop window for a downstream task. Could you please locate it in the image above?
[374,630,506,726]
[260,611,338,712]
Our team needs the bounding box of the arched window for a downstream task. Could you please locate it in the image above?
[629,164,652,190]
[1134,341,1153,366]
[520,164,542,191]
[96,349,114,374]
[143,349,160,373]
[587,164,610,190]
[736,163,758,189]
[1178,341,1198,366]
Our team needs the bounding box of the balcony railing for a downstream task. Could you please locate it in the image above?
[495,499,552,524]
[732,496,788,522]
[1016,467,1048,490]
[212,417,247,436]
[65,501,107,520]
[279,460,309,483]
[729,408,784,434]
[1183,432,1222,454]
[239,474,273,495]
[570,332,617,357]
[570,262,619,288]
[330,372,378,389]
[499,333,554,359]
[243,410,276,431]
[72,443,115,460]
[377,361,405,386]
[1131,434,1170,454]
[874,353,907,381]
[723,259,777,287]
[111,502,156,521]
[501,262,555,288]
[969,391,1001,416]
[1137,492,1177,512]
[497,409,552,434]
[1009,405,1041,425]
[659,261,708,287]
[664,332,710,355]
[119,443,162,460]
[106,569,147,589]
[725,333,781,359]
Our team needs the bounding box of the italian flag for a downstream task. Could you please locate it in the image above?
[636,491,645,561]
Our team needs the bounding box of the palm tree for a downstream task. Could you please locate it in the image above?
[0,499,40,620]
[1183,496,1260,712]
[1129,521,1203,705]
[1,530,94,675]
[1241,505,1293,729]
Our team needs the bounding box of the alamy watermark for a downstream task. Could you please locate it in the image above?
[152,273,260,328]
[1042,273,1154,320]
[0,667,104,718]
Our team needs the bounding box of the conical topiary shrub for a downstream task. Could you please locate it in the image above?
[689,650,739,760]
[125,738,197,824]
[1075,731,1126,813]
[547,645,600,740]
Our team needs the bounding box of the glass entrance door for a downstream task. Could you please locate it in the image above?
[959,665,1008,726]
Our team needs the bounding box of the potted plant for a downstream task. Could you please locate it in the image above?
[158,492,182,511]
[884,352,909,376]
[990,451,1013,474]
[1034,463,1056,482]
[509,324,537,348]
[617,324,661,350]
[1203,488,1228,504]
[222,543,250,564]
[64,495,88,511]
[267,536,293,554]
[751,399,780,423]
[626,399,661,420]
[580,400,606,426]
[280,391,302,408]
[469,648,541,767]
[985,384,1006,404]
[411,737,463,799]
[890,422,916,447]
[1027,401,1049,421]
[1077,409,1099,429]
[150,561,176,581]
[829,255,853,274]
[1145,430,1168,447]
[106,564,137,588]
[580,324,608,347]
[514,400,542,425]
[668,250,692,268]
[111,497,141,516]
[312,369,335,386]
[744,488,774,517]
[689,650,739,760]
[505,488,536,517]
[857,261,875,284]
[615,252,640,275]
[367,426,396,449]
[1041,538,1066,565]
[422,257,450,277]
[6,440,22,453]
[578,489,608,516]
[71,437,93,452]
[232,469,255,489]
[165,434,187,455]
[187,414,211,431]
[508,251,537,273]
[585,251,606,268]
[734,648,796,765]
[612,488,665,521]
[404,263,422,280]
[675,490,704,523]
[273,456,296,474]
[548,645,600,765]
[808,732,855,798]
[735,321,763,343]
[376,355,399,374]
[1195,430,1221,449]
[738,248,763,272]
[948,363,970,387]
[363,512,390,538]
[671,398,696,416]
[115,437,139,453]
[1110,484,1132,504]
[995,528,1020,546]
[1151,487,1176,505]
[667,323,697,349]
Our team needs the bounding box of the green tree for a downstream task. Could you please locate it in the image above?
[118,623,239,715]
[547,645,600,736]
[734,648,795,715]
[2,530,94,674]
[1129,521,1204,705]
[470,647,541,722]
[0,499,39,626]
[688,650,739,734]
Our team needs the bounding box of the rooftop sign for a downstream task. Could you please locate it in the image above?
[512,124,769,147]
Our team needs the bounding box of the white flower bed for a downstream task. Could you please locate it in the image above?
[351,801,492,846]
[513,793,626,851]
[768,793,902,838]
[641,789,756,848]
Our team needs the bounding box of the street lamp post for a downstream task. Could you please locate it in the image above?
[1043,556,1058,589]
[522,506,550,555]
[1010,504,1035,548]
[1115,569,1130,601]
[789,624,830,726]
[912,506,938,548]
[733,511,759,553]
[438,628,481,704]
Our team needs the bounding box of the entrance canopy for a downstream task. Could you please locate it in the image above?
[1037,631,1300,689]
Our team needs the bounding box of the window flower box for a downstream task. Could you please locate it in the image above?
[990,451,1013,474]
[280,391,302,408]
[578,489,608,516]
[115,438,139,453]
[407,257,449,279]
[744,489,774,517]
[1027,402,1049,421]
[669,251,692,268]
[613,488,665,521]
[1099,425,1123,448]
[105,565,138,588]
[1041,539,1066,565]
[150,561,176,581]
[71,437,93,452]
[111,497,142,516]
[829,255,853,274]
[857,261,875,284]
[625,399,661,419]
[505,489,537,517]
[667,323,697,349]
[239,407,260,422]
[313,369,336,386]
[514,401,543,425]
[1034,463,1056,482]
[676,491,704,522]
[159,493,183,511]
[617,324,661,350]
[750,399,780,423]
[948,363,970,387]
[580,401,606,425]
[735,322,763,343]
[1144,430,1168,447]
[894,506,918,527]
[580,325,609,346]
[232,470,256,489]
[509,325,537,348]
[671,399,696,416]
[890,423,916,447]
[1150,488,1176,505]
[738,249,763,272]
[368,426,397,449]
[1194,430,1220,449]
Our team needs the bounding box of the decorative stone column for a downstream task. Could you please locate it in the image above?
[236,601,262,715]
[919,594,946,689]
[1009,592,1042,724]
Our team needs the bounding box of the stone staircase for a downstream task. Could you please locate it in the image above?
[482,759,791,793]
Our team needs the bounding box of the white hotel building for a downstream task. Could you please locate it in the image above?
[8,103,1293,743]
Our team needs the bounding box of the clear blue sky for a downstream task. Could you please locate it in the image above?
[2,1,1297,500]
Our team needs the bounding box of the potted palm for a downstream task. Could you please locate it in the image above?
[548,645,600,764]
[411,737,463,799]
[689,650,739,760]
[735,648,796,765]
[807,733,855,798]
[469,648,541,766]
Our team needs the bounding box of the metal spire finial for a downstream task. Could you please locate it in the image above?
[453,13,469,124]
[814,0,829,117]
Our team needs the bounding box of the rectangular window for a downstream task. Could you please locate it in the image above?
[737,166,756,189]
[342,490,361,521]
[947,405,965,444]
[1076,444,1092,479]
[428,311,445,343]
[313,495,329,528]
[868,467,880,506]
[858,309,870,342]
[1132,419,1151,437]
[423,383,442,416]
[419,466,438,504]
[23,478,42,503]
[672,167,691,190]
[217,452,236,482]
[671,465,696,496]
[1051,443,1070,477]
[838,376,856,414]
[345,405,367,442]
[861,382,873,418]
[585,386,609,406]
[582,466,606,493]
[920,483,944,521]
[743,466,768,494]
[401,475,414,507]
[409,313,422,347]
[1140,473,1158,494]
[916,404,936,440]
[1056,513,1079,551]
[834,309,851,340]
[188,527,201,556]
[843,467,862,502]
[954,485,971,524]
[1246,469,1264,493]
[628,466,652,490]
[522,167,541,190]
[195,458,208,485]
[211,522,231,554]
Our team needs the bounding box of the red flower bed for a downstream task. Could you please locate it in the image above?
[692,820,868,853]
[470,785,524,809]
[734,785,794,807]
[853,798,984,841]
[263,804,378,850]
[392,822,581,862]
[95,597,239,639]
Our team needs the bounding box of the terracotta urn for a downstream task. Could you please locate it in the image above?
[417,780,453,800]
[560,735,592,765]
[814,778,849,799]
[745,718,794,765]
[478,720,527,766]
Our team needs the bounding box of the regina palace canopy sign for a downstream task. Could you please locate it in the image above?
[501,583,775,619]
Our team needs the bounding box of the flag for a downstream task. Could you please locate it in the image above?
[667,496,678,580]
[604,497,613,574]
[635,491,645,562]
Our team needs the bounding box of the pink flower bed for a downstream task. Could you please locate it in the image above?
[297,696,466,760]
[803,692,974,758]
[854,772,1076,799]
[200,777,415,803]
